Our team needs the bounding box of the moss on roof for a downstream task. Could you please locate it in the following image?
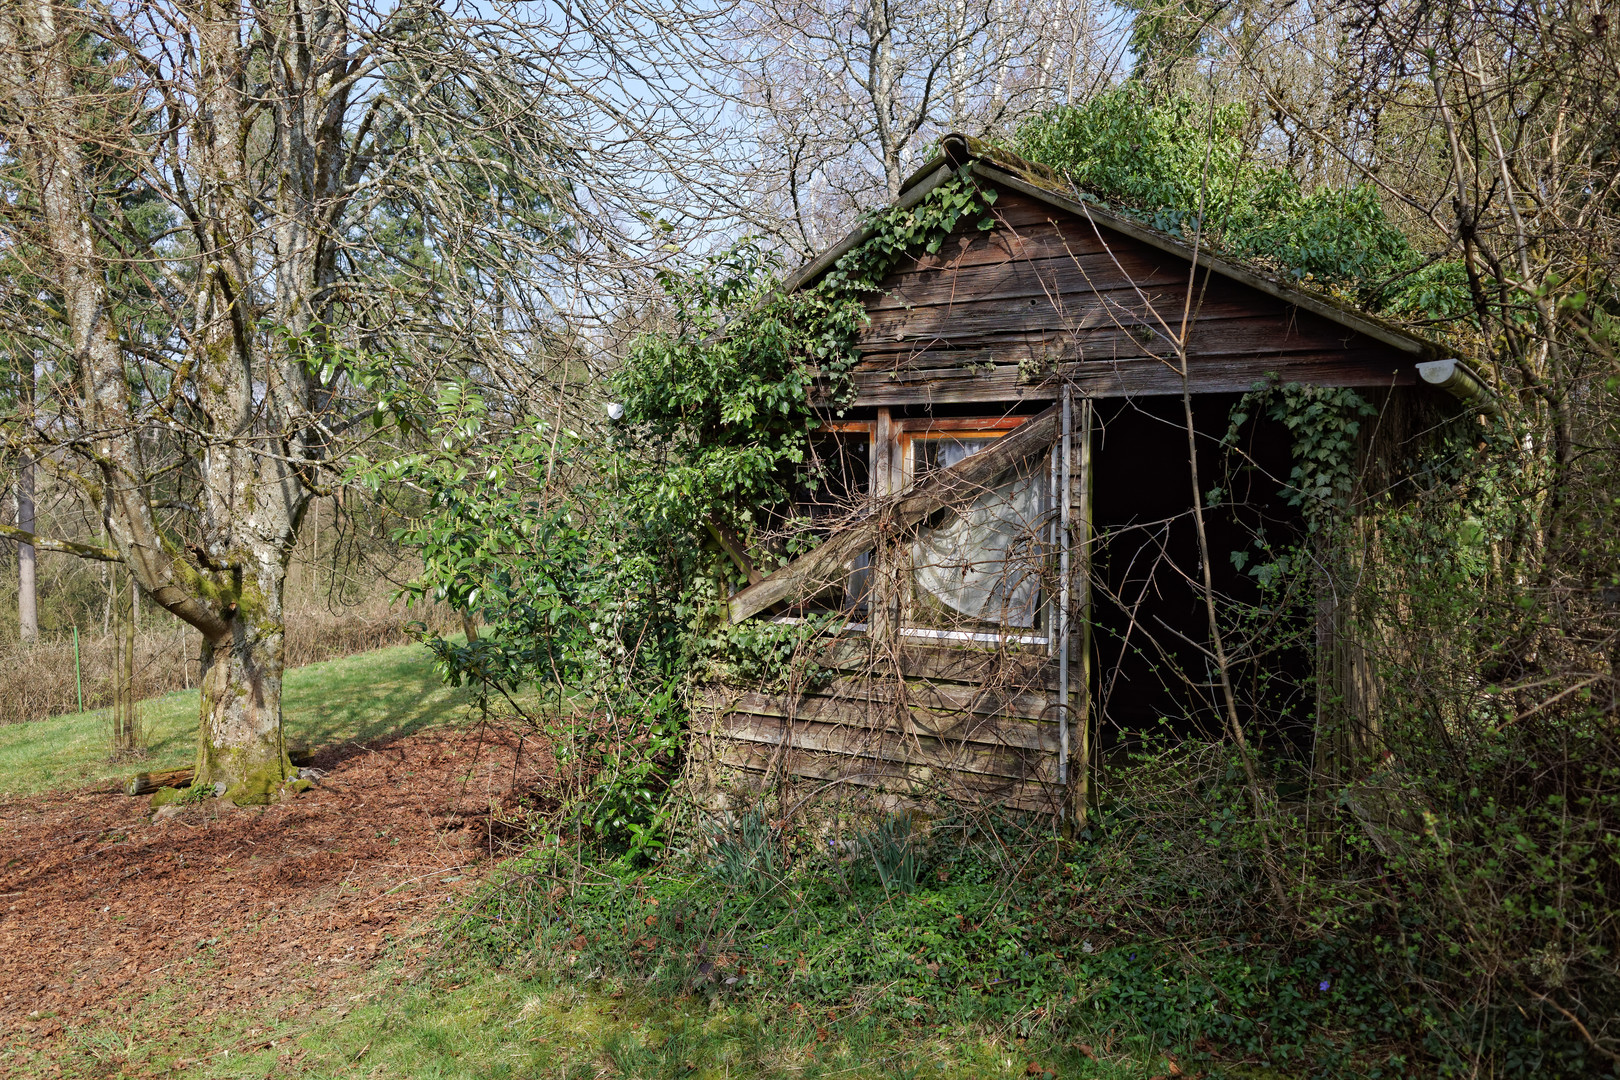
[876,133,1443,360]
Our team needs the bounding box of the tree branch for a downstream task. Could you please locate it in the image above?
[0,523,121,563]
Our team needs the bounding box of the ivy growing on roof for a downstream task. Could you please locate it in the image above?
[1010,86,1471,324]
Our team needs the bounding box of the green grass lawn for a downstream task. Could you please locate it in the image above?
[0,641,473,798]
[28,954,1153,1080]
[225,961,1150,1080]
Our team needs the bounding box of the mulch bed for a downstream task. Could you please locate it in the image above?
[0,722,555,1058]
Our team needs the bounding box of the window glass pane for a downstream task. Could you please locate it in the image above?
[915,436,996,475]
[846,549,871,613]
[909,438,1046,629]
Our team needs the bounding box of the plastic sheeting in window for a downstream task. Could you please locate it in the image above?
[909,438,1046,628]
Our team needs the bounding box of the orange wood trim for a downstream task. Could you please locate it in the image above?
[894,416,1028,433]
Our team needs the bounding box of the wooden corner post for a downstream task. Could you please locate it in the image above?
[1073,395,1095,825]
[1058,387,1095,829]
[870,407,896,643]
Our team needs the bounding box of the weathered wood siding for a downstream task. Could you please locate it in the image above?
[691,640,1067,815]
[821,189,1417,408]
[694,178,1432,818]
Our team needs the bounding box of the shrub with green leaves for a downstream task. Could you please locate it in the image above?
[374,175,1002,856]
[1009,87,1465,320]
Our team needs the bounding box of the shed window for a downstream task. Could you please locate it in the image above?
[791,416,1052,636]
[800,424,873,612]
[903,426,1048,631]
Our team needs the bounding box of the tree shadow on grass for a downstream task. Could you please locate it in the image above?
[280,643,477,759]
[0,643,480,798]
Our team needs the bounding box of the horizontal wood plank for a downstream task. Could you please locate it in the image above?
[868,254,1310,323]
[860,292,1337,346]
[710,711,1059,784]
[703,688,1059,751]
[814,639,1057,688]
[854,351,1408,381]
[893,200,1166,273]
[857,312,1391,361]
[873,250,1189,306]
[706,675,1053,725]
[814,356,1415,407]
[709,740,1065,815]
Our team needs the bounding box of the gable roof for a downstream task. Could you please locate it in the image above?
[785,133,1442,364]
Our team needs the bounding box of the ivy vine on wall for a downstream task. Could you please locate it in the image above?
[612,170,1001,545]
[381,169,1001,856]
[1220,379,1379,528]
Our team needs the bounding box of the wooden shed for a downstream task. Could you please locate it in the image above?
[688,135,1487,822]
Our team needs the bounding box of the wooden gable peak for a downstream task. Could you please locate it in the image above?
[786,133,1444,366]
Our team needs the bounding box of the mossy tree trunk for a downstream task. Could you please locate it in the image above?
[0,0,320,804]
[196,562,294,804]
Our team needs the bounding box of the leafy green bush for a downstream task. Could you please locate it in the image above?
[1009,87,1466,320]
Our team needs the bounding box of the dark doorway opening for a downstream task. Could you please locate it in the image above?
[1089,394,1314,762]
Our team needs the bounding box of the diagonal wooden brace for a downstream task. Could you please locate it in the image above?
[728,402,1060,624]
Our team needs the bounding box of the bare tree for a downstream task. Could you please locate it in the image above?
[14,369,34,644]
[0,0,710,801]
[1211,0,1619,567]
[717,0,1131,252]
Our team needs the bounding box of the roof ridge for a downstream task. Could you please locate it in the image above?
[898,133,1066,197]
